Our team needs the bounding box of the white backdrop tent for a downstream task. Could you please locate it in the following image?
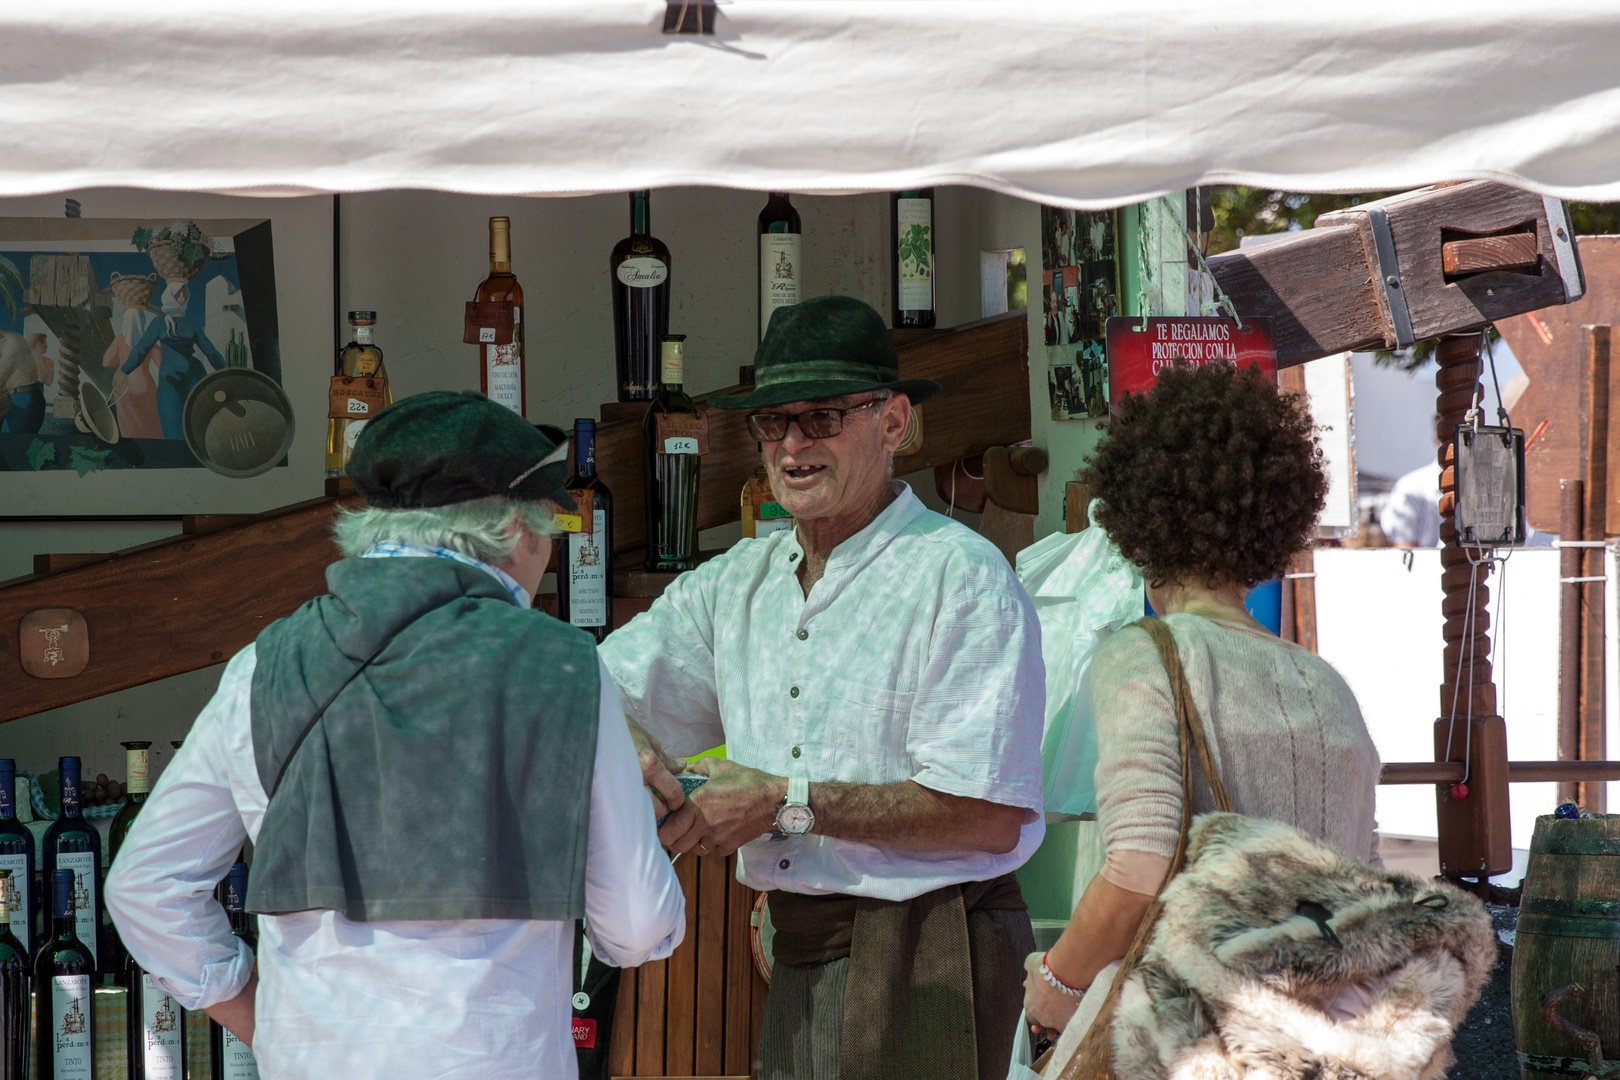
[5,0,1620,203]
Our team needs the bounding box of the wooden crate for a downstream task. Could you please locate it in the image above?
[610,852,766,1078]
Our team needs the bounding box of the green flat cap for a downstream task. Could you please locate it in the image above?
[347,390,576,512]
[708,295,942,410]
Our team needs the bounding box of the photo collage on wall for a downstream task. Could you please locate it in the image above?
[1041,207,1119,420]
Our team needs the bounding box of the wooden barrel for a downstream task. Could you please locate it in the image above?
[1512,814,1620,1078]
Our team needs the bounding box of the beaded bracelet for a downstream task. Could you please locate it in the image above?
[1039,950,1086,998]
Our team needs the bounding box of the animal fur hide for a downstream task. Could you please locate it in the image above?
[1111,813,1495,1080]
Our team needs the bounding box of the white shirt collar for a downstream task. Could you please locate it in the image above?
[361,541,532,609]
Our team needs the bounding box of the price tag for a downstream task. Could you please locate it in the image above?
[554,512,584,534]
[463,300,515,345]
[327,376,388,420]
[655,409,709,455]
[565,489,594,533]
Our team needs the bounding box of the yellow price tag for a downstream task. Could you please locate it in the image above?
[554,513,583,533]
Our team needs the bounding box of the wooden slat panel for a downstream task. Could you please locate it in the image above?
[694,854,729,1076]
[723,859,755,1077]
[665,854,699,1076]
[0,496,352,724]
[596,311,1029,554]
[610,966,638,1077]
[635,954,667,1076]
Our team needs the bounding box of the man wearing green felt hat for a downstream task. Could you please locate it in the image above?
[109,391,686,1080]
[601,296,1046,1080]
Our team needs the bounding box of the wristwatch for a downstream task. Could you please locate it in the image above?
[773,776,814,836]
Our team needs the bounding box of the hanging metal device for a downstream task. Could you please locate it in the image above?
[1454,423,1526,546]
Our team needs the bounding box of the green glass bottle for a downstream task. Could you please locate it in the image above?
[34,869,94,1080]
[0,870,28,1080]
[643,335,701,571]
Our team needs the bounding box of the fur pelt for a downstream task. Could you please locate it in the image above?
[1111,813,1496,1080]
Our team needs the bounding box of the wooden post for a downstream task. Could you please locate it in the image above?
[1289,549,1318,653]
[1433,332,1512,883]
[1579,326,1610,811]
[1558,479,1585,806]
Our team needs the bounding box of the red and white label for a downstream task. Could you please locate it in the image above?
[572,1018,597,1049]
[1105,316,1276,415]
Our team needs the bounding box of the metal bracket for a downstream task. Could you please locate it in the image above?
[1543,196,1588,303]
[1367,206,1416,349]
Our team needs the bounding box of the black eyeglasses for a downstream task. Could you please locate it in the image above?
[745,399,882,442]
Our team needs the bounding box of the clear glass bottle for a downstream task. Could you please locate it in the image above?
[643,336,700,571]
[477,218,526,417]
[741,465,793,539]
[326,312,391,477]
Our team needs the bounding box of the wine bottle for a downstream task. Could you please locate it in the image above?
[326,312,392,477]
[209,864,257,1080]
[0,870,27,1080]
[758,192,801,340]
[891,189,936,329]
[40,759,100,971]
[643,336,701,571]
[124,945,183,1080]
[477,217,526,418]
[610,191,671,402]
[34,870,93,1080]
[0,762,32,960]
[555,418,614,643]
[741,465,793,539]
[109,741,152,863]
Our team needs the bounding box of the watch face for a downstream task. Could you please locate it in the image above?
[777,803,814,835]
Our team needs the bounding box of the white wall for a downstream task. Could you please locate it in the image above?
[1315,546,1618,882]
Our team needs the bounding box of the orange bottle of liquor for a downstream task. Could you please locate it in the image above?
[477,216,526,417]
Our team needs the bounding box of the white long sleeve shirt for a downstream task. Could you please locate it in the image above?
[107,646,685,1080]
[599,482,1046,901]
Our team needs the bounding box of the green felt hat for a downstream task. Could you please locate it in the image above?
[347,390,576,512]
[708,295,942,410]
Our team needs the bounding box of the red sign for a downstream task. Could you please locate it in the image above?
[572,1018,597,1049]
[1105,317,1276,414]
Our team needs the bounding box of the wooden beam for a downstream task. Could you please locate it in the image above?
[595,310,1029,554]
[1580,326,1611,811]
[0,496,352,724]
[1207,181,1580,368]
[1379,760,1620,784]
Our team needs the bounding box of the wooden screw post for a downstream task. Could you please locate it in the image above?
[1579,326,1610,811]
[1433,331,1512,884]
[1559,479,1585,806]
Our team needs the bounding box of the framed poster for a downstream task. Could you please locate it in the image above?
[0,189,332,517]
[1040,207,1118,420]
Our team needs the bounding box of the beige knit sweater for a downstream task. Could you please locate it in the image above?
[1091,613,1382,891]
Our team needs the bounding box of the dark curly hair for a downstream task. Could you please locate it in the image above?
[1079,364,1326,588]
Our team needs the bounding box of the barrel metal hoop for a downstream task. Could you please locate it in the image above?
[1520,1052,1619,1076]
[1533,837,1620,856]
[1523,897,1620,920]
[1518,913,1620,940]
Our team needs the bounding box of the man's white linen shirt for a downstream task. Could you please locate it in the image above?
[107,644,685,1080]
[599,482,1046,901]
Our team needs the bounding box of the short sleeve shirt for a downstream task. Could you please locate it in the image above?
[598,483,1046,900]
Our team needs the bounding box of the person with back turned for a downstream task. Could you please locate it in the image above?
[600,296,1046,1080]
[107,391,686,1079]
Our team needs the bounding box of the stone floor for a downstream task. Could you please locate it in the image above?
[1447,905,1519,1079]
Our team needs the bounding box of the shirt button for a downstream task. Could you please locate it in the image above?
[797,629,808,640]
[789,552,799,562]
[792,746,801,758]
[779,859,791,870]
[790,686,799,698]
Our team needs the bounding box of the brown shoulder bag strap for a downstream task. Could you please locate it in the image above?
[1056,616,1228,1080]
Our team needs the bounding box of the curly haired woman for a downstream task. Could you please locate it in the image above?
[1025,363,1382,1065]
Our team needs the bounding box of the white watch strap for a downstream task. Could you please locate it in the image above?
[788,775,809,806]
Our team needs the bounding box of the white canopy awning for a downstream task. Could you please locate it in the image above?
[7,1,1620,205]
